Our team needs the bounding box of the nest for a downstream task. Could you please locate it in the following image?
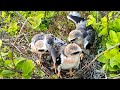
[0,11,109,79]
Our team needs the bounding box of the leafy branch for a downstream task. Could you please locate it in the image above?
[77,43,120,76]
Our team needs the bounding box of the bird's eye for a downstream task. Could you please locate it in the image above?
[72,51,80,55]
[38,49,45,52]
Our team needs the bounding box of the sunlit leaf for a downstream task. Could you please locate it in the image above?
[117,32,120,42]
[22,60,34,75]
[102,63,108,71]
[22,72,32,79]
[114,53,120,63]
[106,43,112,49]
[4,15,11,23]
[101,16,107,27]
[1,70,15,77]
[99,27,108,36]
[2,11,6,18]
[15,60,25,70]
[0,39,2,48]
[109,30,119,43]
[110,57,119,68]
[4,60,14,68]
[1,52,8,57]
[86,15,96,26]
[104,51,113,59]
[97,55,109,63]
[108,65,119,71]
[109,74,117,77]
[7,51,13,60]
[108,12,113,20]
[113,18,120,32]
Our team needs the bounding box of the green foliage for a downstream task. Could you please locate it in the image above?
[87,11,120,77]
[0,11,57,79]
[0,11,57,36]
[0,40,2,48]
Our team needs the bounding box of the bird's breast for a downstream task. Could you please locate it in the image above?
[60,55,80,69]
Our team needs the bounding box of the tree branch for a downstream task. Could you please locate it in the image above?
[77,43,120,76]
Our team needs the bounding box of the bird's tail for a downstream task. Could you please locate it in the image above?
[67,11,86,29]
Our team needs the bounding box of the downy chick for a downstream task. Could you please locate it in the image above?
[56,43,83,78]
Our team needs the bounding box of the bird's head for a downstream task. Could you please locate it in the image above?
[64,43,82,56]
[34,40,48,53]
[68,30,84,45]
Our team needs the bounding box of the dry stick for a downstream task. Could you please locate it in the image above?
[13,18,28,45]
[11,43,24,56]
[77,43,120,76]
[14,11,32,25]
[19,18,28,35]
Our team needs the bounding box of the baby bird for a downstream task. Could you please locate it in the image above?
[56,43,83,78]
[67,11,95,54]
[68,29,87,48]
[30,33,57,73]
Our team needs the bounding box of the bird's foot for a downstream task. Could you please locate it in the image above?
[51,63,57,73]
[57,71,62,79]
[66,69,76,76]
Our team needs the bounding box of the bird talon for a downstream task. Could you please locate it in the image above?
[57,71,62,79]
[66,69,76,76]
[51,63,57,73]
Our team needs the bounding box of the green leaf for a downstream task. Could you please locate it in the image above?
[0,58,3,67]
[0,39,2,48]
[108,12,113,20]
[8,22,19,35]
[104,51,113,59]
[4,60,14,68]
[110,57,119,68]
[109,48,119,56]
[7,51,13,60]
[109,30,119,43]
[22,72,32,79]
[102,63,108,71]
[108,65,119,71]
[15,60,25,70]
[97,55,109,63]
[46,11,56,18]
[22,60,34,75]
[99,27,108,36]
[16,57,26,61]
[117,32,120,42]
[86,15,96,26]
[109,74,116,77]
[1,11,6,18]
[4,15,11,23]
[112,18,120,32]
[1,52,8,57]
[1,70,15,77]
[106,43,112,49]
[101,16,107,27]
[114,53,120,63]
